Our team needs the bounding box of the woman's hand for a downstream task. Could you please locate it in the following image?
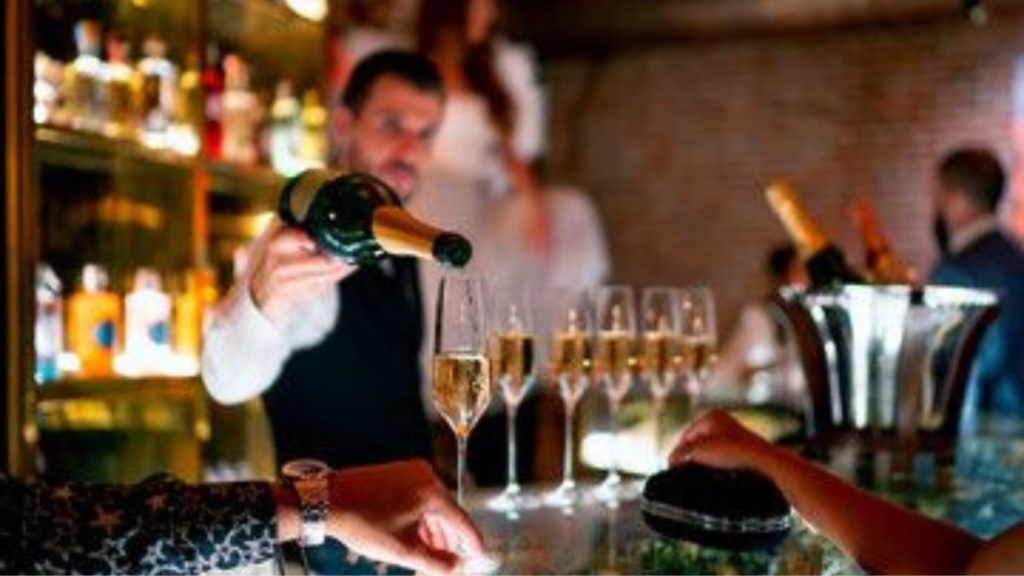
[668,410,777,472]
[326,460,486,575]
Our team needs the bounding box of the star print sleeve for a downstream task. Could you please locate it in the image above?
[1,473,278,575]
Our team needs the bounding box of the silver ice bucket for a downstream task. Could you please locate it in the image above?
[771,285,1000,484]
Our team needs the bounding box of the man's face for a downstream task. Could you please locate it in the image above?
[345,75,443,201]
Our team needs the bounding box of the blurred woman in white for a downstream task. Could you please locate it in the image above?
[411,0,610,484]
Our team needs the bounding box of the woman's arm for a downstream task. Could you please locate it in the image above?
[1,473,277,575]
[1,460,483,575]
[670,411,984,575]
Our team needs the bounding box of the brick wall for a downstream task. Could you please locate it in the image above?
[541,12,1024,331]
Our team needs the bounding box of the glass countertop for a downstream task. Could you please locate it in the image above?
[466,422,1023,575]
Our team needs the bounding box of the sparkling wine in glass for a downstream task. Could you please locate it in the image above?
[487,284,538,513]
[679,287,718,403]
[593,285,637,503]
[640,287,683,468]
[545,287,593,509]
[432,273,491,506]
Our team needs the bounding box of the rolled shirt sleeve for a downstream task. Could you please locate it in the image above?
[201,219,339,405]
[202,281,292,405]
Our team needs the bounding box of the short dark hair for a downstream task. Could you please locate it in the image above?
[342,50,445,114]
[938,148,1006,214]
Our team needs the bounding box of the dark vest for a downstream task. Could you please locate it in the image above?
[262,258,433,468]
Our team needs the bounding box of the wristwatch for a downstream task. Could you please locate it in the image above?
[281,459,331,546]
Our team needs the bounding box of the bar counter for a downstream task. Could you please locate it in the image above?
[463,421,1023,575]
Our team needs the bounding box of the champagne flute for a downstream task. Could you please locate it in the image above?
[593,285,637,503]
[640,286,683,468]
[487,283,538,513]
[679,287,718,404]
[544,287,593,509]
[432,273,491,507]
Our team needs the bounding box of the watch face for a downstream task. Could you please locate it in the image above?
[282,458,330,480]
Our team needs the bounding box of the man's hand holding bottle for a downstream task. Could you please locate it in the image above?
[248,218,355,327]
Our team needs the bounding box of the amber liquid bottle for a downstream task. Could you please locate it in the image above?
[67,264,121,377]
[847,196,918,284]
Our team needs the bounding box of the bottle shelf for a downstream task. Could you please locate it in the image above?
[36,125,196,173]
[36,124,287,200]
[35,375,202,403]
[206,159,283,200]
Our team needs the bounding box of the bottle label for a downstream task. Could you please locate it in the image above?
[148,321,170,345]
[282,169,335,222]
[94,320,116,350]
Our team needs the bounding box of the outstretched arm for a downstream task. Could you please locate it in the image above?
[0,473,278,574]
[0,460,484,576]
[201,218,353,404]
[670,411,985,575]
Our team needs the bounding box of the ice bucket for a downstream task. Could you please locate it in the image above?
[770,285,1000,484]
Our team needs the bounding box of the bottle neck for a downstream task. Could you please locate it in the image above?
[372,206,471,267]
[372,206,444,261]
[766,182,830,259]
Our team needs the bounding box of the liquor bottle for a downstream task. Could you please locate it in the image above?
[202,44,224,160]
[299,89,327,168]
[123,268,172,374]
[172,268,213,363]
[63,20,106,133]
[35,264,64,384]
[221,53,258,165]
[138,36,178,147]
[848,196,918,284]
[67,264,121,377]
[34,52,64,125]
[170,53,202,155]
[104,33,138,139]
[765,181,865,288]
[270,80,302,175]
[279,170,473,267]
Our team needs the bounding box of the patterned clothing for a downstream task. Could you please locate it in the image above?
[0,473,277,575]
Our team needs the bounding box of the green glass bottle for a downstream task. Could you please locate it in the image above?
[279,169,473,268]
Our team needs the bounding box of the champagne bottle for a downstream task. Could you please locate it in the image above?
[847,196,918,284]
[279,169,473,268]
[765,181,865,287]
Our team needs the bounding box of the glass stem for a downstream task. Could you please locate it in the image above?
[506,401,519,491]
[457,434,468,506]
[653,393,666,470]
[608,392,621,482]
[563,393,577,486]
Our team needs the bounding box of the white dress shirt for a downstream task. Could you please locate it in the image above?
[200,219,340,405]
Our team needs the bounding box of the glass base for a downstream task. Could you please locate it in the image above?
[460,553,501,575]
[544,481,587,510]
[486,483,536,513]
[593,473,640,503]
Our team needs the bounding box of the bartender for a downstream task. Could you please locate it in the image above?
[201,51,446,572]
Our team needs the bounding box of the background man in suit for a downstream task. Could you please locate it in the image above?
[930,147,1024,420]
